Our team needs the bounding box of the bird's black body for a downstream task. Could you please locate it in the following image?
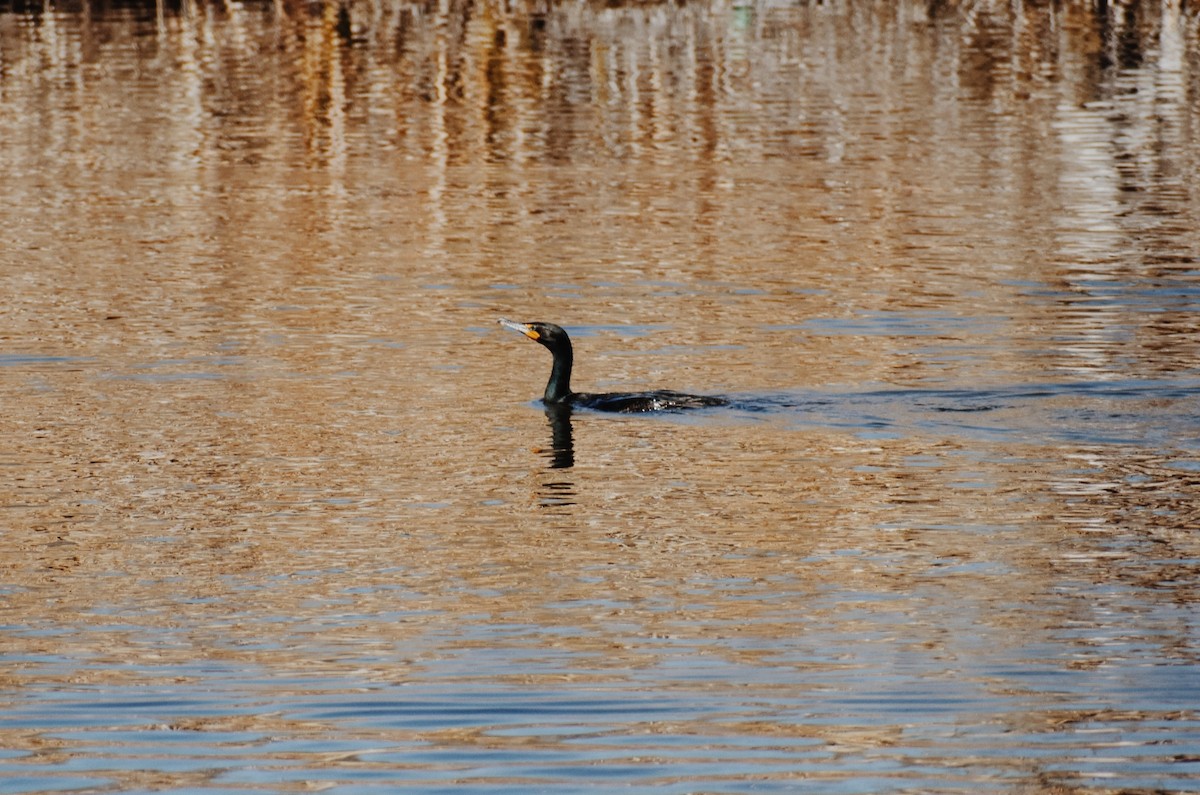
[569,389,725,413]
[499,319,726,413]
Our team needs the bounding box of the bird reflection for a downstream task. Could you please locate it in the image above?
[536,404,577,509]
[543,404,575,469]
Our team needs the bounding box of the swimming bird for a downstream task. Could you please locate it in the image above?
[499,319,726,413]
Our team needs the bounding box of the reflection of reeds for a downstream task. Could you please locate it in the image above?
[24,9,1188,237]
[4,1,1194,165]
[2,0,1196,343]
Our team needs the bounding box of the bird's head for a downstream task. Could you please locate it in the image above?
[499,319,571,352]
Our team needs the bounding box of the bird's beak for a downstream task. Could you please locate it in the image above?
[499,318,540,340]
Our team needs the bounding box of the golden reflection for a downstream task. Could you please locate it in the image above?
[2,0,1200,791]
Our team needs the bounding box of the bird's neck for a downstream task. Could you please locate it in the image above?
[544,343,573,403]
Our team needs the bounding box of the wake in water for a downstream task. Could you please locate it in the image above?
[653,379,1200,449]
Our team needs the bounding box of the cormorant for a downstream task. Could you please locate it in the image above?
[499,319,727,413]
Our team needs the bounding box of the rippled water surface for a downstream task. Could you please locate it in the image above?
[2,0,1200,792]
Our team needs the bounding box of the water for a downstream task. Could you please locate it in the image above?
[2,0,1200,792]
